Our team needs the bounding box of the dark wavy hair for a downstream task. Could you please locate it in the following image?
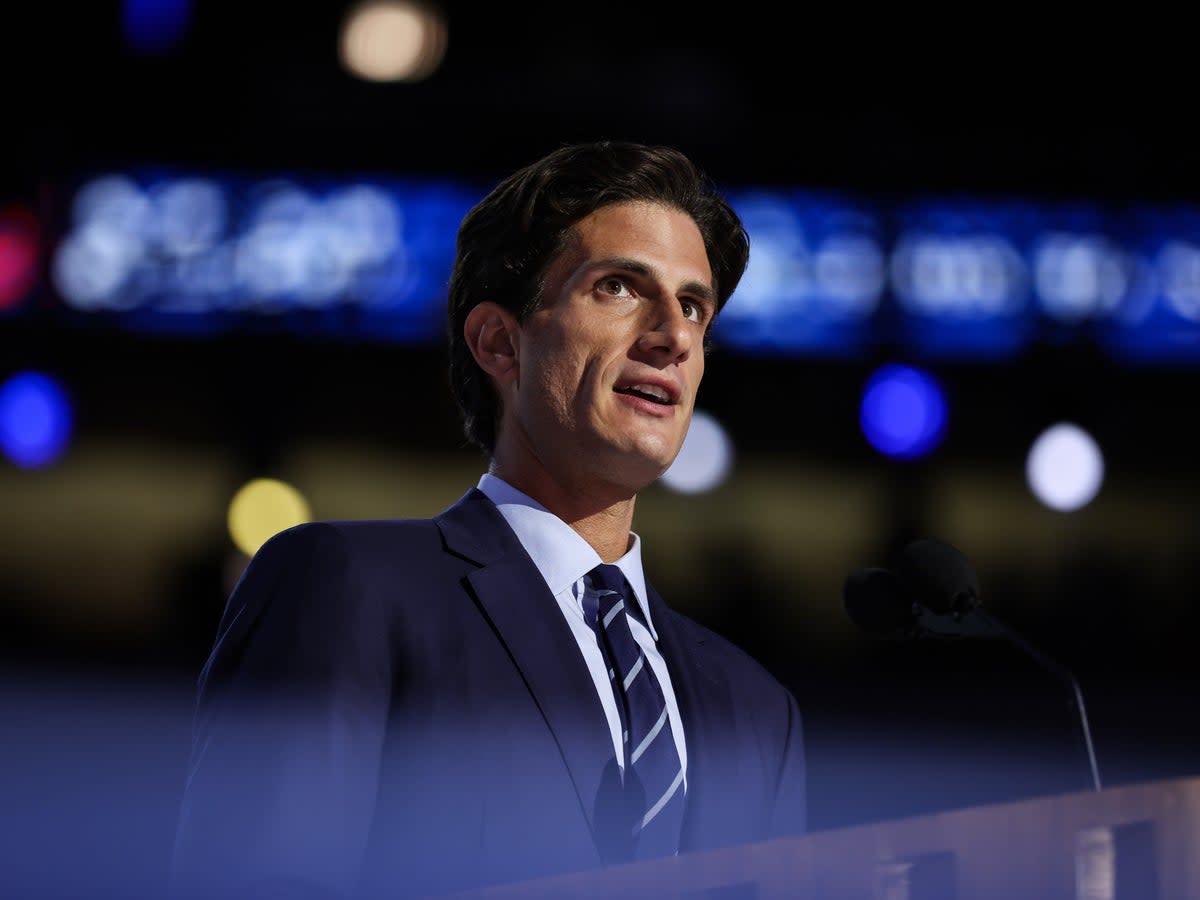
[446,140,750,455]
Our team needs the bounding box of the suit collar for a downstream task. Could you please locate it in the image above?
[474,474,660,640]
[435,489,737,855]
[434,487,515,566]
[435,488,616,856]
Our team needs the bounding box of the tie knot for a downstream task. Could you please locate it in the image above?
[589,563,627,598]
[587,563,634,628]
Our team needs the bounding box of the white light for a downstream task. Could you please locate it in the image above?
[323,184,401,269]
[339,1,447,83]
[168,239,237,300]
[52,222,145,310]
[813,233,885,315]
[1033,233,1128,322]
[236,221,317,299]
[891,233,1027,316]
[72,175,151,234]
[728,195,809,315]
[728,194,883,321]
[152,178,227,256]
[1159,240,1200,322]
[236,185,343,302]
[659,410,734,494]
[731,240,803,315]
[53,175,152,310]
[1025,423,1105,512]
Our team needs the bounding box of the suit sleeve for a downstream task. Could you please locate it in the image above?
[168,523,393,900]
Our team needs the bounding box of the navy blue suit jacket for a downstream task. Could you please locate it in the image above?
[170,488,806,898]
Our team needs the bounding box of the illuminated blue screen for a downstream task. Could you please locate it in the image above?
[1092,206,1200,365]
[48,170,484,345]
[18,170,1200,365]
[885,199,1040,360]
[716,189,885,358]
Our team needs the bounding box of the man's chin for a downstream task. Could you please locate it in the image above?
[615,449,681,491]
[578,429,685,491]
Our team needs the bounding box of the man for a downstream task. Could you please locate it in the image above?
[169,140,806,900]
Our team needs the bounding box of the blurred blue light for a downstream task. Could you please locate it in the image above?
[889,200,1038,360]
[859,364,947,460]
[153,178,227,255]
[1033,232,1128,323]
[1027,205,1126,328]
[1093,207,1200,365]
[717,189,885,357]
[0,372,74,469]
[35,170,1200,367]
[50,170,480,343]
[123,0,192,55]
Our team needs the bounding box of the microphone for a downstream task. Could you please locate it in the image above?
[843,538,1103,792]
[842,566,919,637]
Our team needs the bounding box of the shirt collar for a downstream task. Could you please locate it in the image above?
[477,472,657,639]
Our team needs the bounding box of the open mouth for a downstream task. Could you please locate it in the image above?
[614,384,673,406]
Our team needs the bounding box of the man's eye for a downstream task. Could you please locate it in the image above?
[681,299,703,322]
[599,277,632,297]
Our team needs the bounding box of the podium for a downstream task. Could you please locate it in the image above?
[442,776,1200,899]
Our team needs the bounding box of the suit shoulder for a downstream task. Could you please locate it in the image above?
[252,516,442,561]
[227,517,450,615]
[669,610,793,696]
[264,516,440,543]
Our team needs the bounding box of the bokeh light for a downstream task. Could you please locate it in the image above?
[659,409,734,494]
[1026,422,1105,512]
[1032,232,1127,323]
[0,371,74,469]
[859,363,948,460]
[0,208,39,311]
[227,478,312,557]
[122,0,192,56]
[339,0,448,83]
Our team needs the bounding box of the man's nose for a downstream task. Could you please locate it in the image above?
[636,303,693,361]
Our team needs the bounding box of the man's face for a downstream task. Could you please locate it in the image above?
[498,200,716,495]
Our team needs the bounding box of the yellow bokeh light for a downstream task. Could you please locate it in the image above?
[339,0,448,83]
[227,477,312,557]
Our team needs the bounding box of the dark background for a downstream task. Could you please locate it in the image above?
[2,4,1199,897]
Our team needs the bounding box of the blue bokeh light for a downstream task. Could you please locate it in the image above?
[0,372,74,468]
[718,189,886,358]
[888,200,1037,361]
[859,364,948,460]
[34,170,1200,365]
[123,0,192,56]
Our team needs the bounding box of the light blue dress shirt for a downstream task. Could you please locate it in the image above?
[477,472,688,784]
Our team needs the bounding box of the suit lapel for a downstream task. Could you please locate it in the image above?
[646,582,739,853]
[435,490,617,847]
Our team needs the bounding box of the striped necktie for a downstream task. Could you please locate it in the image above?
[586,563,685,861]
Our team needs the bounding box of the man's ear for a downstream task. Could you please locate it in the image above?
[464,301,520,386]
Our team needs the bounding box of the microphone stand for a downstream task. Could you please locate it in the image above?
[951,597,1103,793]
[844,545,1105,795]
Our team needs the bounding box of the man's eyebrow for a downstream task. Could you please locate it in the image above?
[590,256,717,307]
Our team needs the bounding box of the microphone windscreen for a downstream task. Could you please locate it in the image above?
[896,538,980,615]
[843,567,915,635]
